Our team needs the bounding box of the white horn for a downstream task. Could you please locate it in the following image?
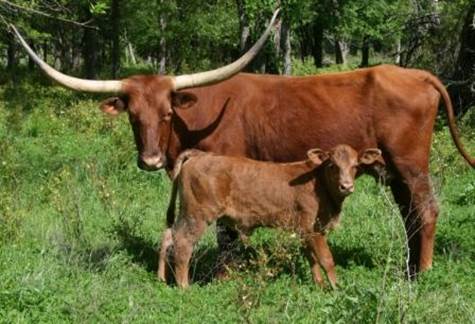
[11,25,123,93]
[172,8,280,90]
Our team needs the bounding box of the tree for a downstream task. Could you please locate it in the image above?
[111,0,120,77]
[450,2,475,115]
[338,0,409,67]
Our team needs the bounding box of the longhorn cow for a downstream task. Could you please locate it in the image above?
[12,10,474,276]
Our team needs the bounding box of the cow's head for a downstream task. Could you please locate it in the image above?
[98,77,199,170]
[307,145,383,198]
[10,9,279,171]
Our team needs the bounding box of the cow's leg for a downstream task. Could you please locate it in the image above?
[158,228,173,282]
[173,218,207,288]
[305,233,337,289]
[389,162,439,276]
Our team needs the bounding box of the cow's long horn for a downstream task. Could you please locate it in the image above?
[172,8,280,90]
[10,25,123,93]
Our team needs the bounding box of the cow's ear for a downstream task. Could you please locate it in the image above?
[172,91,198,109]
[359,148,383,165]
[100,97,127,116]
[307,148,329,167]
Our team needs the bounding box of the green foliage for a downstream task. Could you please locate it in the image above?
[0,78,474,322]
[90,0,110,15]
[338,0,410,42]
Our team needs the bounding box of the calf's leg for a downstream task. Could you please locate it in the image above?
[303,244,324,287]
[158,228,173,282]
[305,233,337,289]
[173,218,207,288]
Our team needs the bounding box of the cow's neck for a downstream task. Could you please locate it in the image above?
[166,97,230,169]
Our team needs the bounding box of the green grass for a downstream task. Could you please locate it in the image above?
[0,77,474,323]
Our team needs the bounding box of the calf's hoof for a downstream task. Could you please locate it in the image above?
[157,272,167,282]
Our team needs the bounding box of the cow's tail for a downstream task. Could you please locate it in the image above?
[427,74,475,168]
[166,149,205,227]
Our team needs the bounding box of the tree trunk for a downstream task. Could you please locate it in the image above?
[82,30,98,78]
[297,25,311,63]
[449,3,475,115]
[7,32,16,71]
[312,23,324,68]
[111,0,120,78]
[360,36,370,67]
[124,30,137,65]
[72,45,82,71]
[58,32,72,72]
[128,42,137,65]
[281,19,291,75]
[431,0,440,26]
[236,0,251,54]
[158,0,167,74]
[42,42,48,63]
[395,38,402,65]
[335,39,347,65]
[273,19,282,57]
[28,44,36,71]
[332,0,345,65]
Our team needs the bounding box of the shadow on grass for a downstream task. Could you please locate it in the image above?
[112,221,225,284]
[332,245,375,269]
[113,222,158,273]
[434,236,474,260]
[113,224,376,286]
[54,241,116,272]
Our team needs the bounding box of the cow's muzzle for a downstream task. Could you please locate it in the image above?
[138,154,166,171]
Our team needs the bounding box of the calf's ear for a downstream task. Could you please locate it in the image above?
[100,97,127,116]
[172,91,198,110]
[359,148,384,165]
[307,148,329,167]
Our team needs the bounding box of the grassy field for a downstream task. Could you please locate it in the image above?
[0,76,474,323]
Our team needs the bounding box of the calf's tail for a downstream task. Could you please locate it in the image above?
[427,74,474,168]
[166,180,179,227]
[167,149,205,227]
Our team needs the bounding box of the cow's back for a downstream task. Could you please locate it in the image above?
[177,65,437,165]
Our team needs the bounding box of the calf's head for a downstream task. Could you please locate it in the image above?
[10,9,279,171]
[307,145,383,198]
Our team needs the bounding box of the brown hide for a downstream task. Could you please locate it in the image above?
[169,65,472,168]
[158,145,379,288]
[156,65,472,275]
[107,64,471,275]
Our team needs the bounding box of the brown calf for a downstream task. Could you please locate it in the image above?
[158,145,383,288]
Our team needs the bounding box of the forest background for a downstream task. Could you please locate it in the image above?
[0,0,474,322]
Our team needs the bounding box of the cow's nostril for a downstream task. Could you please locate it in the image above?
[339,183,354,193]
